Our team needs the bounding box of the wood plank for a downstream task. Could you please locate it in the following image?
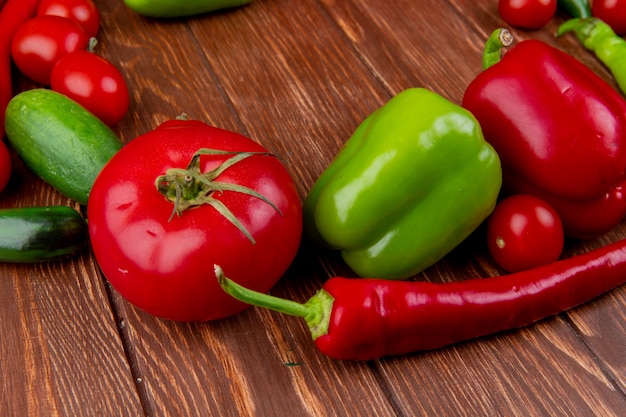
[186,0,391,191]
[566,230,626,393]
[96,1,400,415]
[0,163,144,416]
[569,287,626,392]
[93,1,244,140]
[318,0,490,103]
[376,318,626,416]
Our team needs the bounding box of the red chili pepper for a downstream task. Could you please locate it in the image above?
[216,238,626,360]
[462,29,626,240]
[0,0,39,139]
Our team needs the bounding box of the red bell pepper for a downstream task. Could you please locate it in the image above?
[462,29,626,240]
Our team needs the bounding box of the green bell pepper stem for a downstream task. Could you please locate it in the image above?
[483,28,514,70]
[214,265,333,340]
[557,0,591,18]
[558,18,626,96]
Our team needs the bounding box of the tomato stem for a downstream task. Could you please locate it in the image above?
[155,148,283,244]
[87,37,98,53]
[214,265,334,340]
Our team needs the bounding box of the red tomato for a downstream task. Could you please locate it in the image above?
[37,0,100,38]
[51,51,129,126]
[0,141,11,193]
[498,0,557,29]
[487,194,564,273]
[11,15,89,85]
[592,0,626,35]
[88,119,303,322]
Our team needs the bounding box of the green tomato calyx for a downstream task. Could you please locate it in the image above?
[155,148,283,244]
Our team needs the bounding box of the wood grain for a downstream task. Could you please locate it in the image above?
[1,0,625,416]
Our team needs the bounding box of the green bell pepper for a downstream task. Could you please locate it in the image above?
[304,88,502,279]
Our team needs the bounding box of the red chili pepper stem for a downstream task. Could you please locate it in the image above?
[155,148,283,244]
[214,265,333,339]
[482,28,514,70]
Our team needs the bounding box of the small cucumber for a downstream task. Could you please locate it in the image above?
[124,0,253,18]
[0,206,88,263]
[5,89,123,205]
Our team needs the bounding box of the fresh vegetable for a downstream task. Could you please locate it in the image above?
[51,43,129,126]
[0,140,10,192]
[557,17,626,96]
[4,89,122,205]
[123,0,253,18]
[216,236,626,360]
[11,15,89,85]
[591,0,626,34]
[498,0,557,29]
[487,194,564,273]
[37,0,100,38]
[0,0,39,139]
[0,206,88,263]
[304,88,502,280]
[557,0,592,17]
[462,29,626,240]
[88,117,303,322]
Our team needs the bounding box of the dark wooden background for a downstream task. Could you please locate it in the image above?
[1,0,625,416]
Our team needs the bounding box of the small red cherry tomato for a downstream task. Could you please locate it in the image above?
[498,0,557,29]
[592,0,626,35]
[487,194,564,273]
[51,50,129,126]
[37,0,100,38]
[11,15,89,85]
[0,141,11,193]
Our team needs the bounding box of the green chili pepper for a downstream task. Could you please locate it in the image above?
[557,0,591,18]
[303,88,502,280]
[123,0,252,18]
[558,17,626,96]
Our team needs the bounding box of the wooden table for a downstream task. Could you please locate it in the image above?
[2,1,625,416]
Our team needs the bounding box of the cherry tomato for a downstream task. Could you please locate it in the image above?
[88,119,303,322]
[37,0,100,38]
[0,141,11,193]
[51,51,129,126]
[11,15,89,85]
[487,194,564,273]
[592,0,626,35]
[498,0,557,29]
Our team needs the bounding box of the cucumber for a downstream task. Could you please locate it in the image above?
[124,0,253,18]
[0,206,88,263]
[5,89,123,205]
